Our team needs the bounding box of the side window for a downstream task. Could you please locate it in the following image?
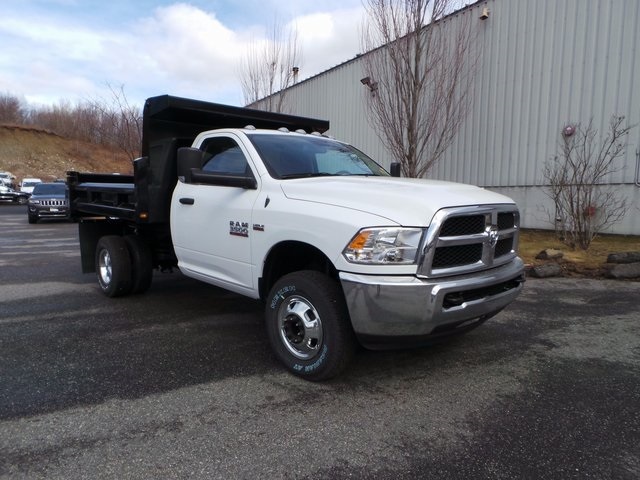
[201,137,251,175]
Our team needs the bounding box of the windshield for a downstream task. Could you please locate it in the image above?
[23,181,41,187]
[247,134,389,179]
[32,183,66,195]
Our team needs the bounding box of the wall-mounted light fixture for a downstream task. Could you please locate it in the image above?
[480,6,489,20]
[360,76,378,96]
[562,125,576,137]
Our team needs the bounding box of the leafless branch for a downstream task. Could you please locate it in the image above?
[544,116,634,249]
[0,93,24,124]
[89,84,143,161]
[240,20,302,112]
[361,0,477,177]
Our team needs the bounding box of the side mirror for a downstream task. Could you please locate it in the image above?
[177,147,203,183]
[390,162,401,177]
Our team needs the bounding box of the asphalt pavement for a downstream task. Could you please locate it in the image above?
[1,204,639,479]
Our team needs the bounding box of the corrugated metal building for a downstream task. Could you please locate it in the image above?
[253,0,640,235]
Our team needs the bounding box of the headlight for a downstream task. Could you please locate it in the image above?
[29,199,40,204]
[343,227,424,264]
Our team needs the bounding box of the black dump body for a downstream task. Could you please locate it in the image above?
[68,94,330,224]
[67,94,329,272]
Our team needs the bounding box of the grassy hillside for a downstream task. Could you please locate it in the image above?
[0,124,132,182]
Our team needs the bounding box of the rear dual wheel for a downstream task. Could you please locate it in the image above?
[95,235,153,297]
[124,235,153,294]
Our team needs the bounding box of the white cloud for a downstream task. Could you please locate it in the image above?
[0,1,366,107]
[137,4,241,82]
[0,14,115,103]
[293,7,365,79]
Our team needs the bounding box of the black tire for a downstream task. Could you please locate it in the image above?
[265,270,356,381]
[95,236,132,297]
[28,214,37,224]
[124,235,153,294]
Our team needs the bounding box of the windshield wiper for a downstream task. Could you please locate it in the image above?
[279,172,380,179]
[279,172,335,179]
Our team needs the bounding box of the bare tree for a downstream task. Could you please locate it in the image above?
[361,0,476,178]
[240,20,302,112]
[89,84,142,161]
[0,93,24,124]
[24,86,142,161]
[2,88,141,165]
[28,100,78,137]
[544,116,633,250]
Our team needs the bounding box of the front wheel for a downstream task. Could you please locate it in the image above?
[95,236,132,297]
[265,271,356,381]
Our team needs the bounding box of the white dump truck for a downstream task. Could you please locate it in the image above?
[68,95,524,380]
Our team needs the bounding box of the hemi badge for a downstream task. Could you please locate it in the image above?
[253,224,265,232]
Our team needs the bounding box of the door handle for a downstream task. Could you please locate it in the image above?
[179,197,195,205]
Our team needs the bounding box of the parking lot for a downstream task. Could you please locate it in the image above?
[1,203,639,479]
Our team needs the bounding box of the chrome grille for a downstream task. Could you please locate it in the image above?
[41,199,67,206]
[418,205,520,278]
[440,215,485,236]
[497,212,516,230]
[432,244,483,268]
[495,237,514,258]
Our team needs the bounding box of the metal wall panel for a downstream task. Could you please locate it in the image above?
[254,0,640,234]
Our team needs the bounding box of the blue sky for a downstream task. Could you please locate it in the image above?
[1,0,366,108]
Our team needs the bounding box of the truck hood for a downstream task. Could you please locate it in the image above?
[280,177,515,226]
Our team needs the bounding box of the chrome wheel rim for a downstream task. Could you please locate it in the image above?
[98,249,112,287]
[277,295,323,360]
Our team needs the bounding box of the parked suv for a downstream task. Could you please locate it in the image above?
[27,182,69,223]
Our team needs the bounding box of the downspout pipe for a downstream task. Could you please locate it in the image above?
[635,148,640,187]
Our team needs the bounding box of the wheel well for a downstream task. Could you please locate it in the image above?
[260,241,338,300]
[78,220,177,273]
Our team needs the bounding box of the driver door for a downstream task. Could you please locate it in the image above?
[171,134,259,295]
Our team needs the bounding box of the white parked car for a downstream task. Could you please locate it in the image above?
[0,171,16,188]
[20,178,42,195]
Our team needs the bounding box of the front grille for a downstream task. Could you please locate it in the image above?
[440,215,485,236]
[432,244,483,268]
[41,199,67,206]
[495,238,513,258]
[497,212,516,230]
[418,205,520,278]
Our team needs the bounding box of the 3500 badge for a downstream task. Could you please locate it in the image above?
[229,221,249,237]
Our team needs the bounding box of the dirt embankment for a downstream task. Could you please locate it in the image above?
[0,125,132,183]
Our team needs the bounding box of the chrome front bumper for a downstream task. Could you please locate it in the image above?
[339,257,524,347]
